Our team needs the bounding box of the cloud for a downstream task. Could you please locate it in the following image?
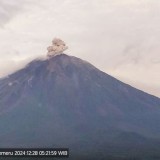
[0,0,24,27]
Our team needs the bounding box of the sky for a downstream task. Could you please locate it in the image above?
[0,0,160,97]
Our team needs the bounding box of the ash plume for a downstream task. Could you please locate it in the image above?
[47,38,68,58]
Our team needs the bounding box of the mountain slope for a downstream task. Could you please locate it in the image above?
[0,54,160,159]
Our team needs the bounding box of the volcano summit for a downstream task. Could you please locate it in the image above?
[0,53,160,160]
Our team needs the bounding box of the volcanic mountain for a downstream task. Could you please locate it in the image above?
[0,54,160,160]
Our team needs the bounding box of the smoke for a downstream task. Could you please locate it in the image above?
[47,38,68,57]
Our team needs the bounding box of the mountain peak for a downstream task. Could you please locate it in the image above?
[25,53,97,76]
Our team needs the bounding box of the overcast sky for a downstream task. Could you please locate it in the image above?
[0,0,160,97]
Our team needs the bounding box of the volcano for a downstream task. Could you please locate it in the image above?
[0,54,160,160]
